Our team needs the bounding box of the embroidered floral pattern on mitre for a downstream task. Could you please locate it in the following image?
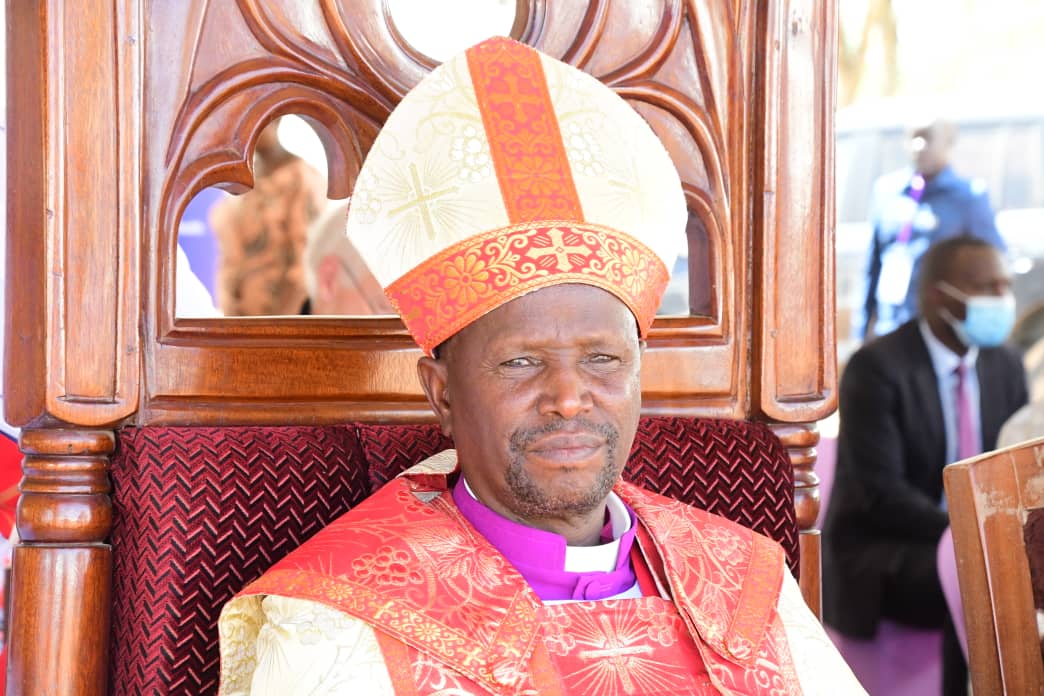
[385,221,669,355]
[563,121,606,176]
[450,124,493,183]
[350,169,382,225]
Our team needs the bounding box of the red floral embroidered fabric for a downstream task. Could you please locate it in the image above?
[385,222,669,354]
[243,473,796,694]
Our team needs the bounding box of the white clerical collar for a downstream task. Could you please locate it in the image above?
[460,477,633,573]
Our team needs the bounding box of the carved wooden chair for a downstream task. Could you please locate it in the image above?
[944,436,1044,695]
[4,2,838,693]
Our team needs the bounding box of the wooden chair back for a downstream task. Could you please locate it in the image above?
[4,2,838,693]
[944,436,1044,695]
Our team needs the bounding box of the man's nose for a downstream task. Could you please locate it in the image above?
[538,364,593,419]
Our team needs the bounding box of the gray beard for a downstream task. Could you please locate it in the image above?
[505,418,621,519]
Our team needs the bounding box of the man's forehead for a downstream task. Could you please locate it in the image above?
[949,246,1008,282]
[910,125,932,140]
[910,118,956,142]
[446,284,640,352]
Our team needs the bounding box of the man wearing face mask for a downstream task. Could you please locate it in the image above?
[856,116,1005,341]
[824,234,1028,695]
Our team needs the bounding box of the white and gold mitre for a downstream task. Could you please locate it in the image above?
[345,36,686,355]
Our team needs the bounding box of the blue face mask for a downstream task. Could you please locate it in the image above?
[937,282,1016,348]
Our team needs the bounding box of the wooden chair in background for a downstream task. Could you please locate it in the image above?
[944,436,1044,695]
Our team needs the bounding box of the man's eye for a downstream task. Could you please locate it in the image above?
[501,357,537,368]
[587,353,619,364]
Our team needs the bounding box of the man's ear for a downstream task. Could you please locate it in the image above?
[417,356,453,437]
[926,283,956,317]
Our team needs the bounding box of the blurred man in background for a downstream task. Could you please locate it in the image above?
[209,117,327,316]
[858,116,1006,340]
[300,201,392,316]
[826,235,1027,694]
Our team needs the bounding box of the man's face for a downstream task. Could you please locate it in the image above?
[909,121,954,178]
[418,284,643,532]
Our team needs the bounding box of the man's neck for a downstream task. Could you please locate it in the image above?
[459,478,610,546]
[450,475,641,602]
[918,164,953,187]
[926,314,968,357]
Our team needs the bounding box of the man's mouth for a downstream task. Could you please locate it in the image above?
[527,433,604,463]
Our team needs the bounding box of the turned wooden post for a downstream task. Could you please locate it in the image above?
[7,429,114,695]
[6,2,139,691]
[754,0,837,619]
[770,422,822,618]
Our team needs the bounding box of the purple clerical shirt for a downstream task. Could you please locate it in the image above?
[451,476,639,602]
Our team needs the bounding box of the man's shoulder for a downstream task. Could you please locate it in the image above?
[617,479,785,553]
[242,453,459,582]
[980,342,1029,381]
[847,321,927,373]
[872,168,914,195]
[981,341,1024,363]
[932,167,991,201]
[617,480,789,660]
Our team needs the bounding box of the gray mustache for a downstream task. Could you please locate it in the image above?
[509,418,619,453]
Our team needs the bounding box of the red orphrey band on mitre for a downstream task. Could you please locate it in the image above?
[345,36,686,355]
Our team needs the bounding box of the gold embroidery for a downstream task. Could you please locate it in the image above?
[386,221,668,355]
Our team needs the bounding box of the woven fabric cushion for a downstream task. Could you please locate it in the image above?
[109,417,795,694]
[624,417,798,564]
[358,423,454,492]
[109,425,369,695]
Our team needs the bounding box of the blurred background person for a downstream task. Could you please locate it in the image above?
[209,117,327,316]
[812,3,1044,692]
[824,235,1027,695]
[300,201,392,315]
[857,116,1006,341]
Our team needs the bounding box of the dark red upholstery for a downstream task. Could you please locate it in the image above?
[109,417,795,694]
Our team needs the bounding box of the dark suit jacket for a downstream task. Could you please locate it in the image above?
[823,320,1027,637]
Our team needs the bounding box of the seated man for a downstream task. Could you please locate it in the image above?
[218,37,863,695]
[824,234,1027,694]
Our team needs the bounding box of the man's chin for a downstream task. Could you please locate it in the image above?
[518,477,618,516]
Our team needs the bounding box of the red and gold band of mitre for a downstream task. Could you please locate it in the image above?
[386,222,669,356]
[466,35,584,224]
[345,36,686,353]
